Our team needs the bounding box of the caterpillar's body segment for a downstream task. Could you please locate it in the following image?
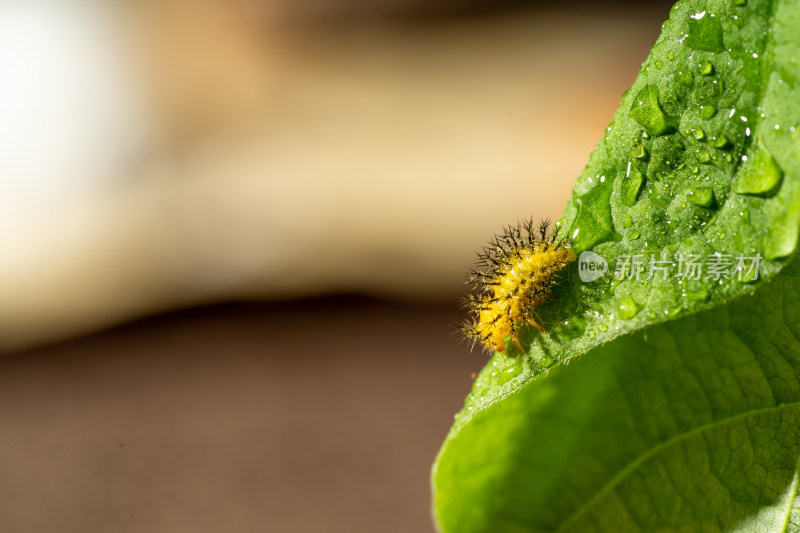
[461,219,575,355]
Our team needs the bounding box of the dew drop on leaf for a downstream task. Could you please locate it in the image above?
[629,85,672,137]
[687,186,715,208]
[571,175,617,249]
[685,11,724,52]
[623,214,633,228]
[764,212,799,260]
[621,163,645,207]
[699,104,716,119]
[734,146,783,197]
[676,69,694,87]
[617,296,639,320]
[537,356,554,369]
[739,208,750,222]
[497,361,523,385]
[708,134,731,150]
[684,286,709,302]
[631,141,650,161]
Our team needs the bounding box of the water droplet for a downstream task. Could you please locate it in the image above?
[623,214,633,228]
[630,142,649,161]
[587,330,595,339]
[497,361,523,384]
[597,323,608,332]
[628,230,640,240]
[765,210,800,260]
[699,105,716,119]
[693,127,706,141]
[655,60,664,70]
[667,51,675,61]
[676,69,694,87]
[734,145,783,197]
[564,318,587,337]
[686,186,715,208]
[685,288,709,302]
[538,356,554,369]
[629,85,672,137]
[686,11,724,52]
[709,134,731,150]
[617,296,639,320]
[621,163,645,207]
[697,148,711,163]
[698,60,714,75]
[570,173,617,249]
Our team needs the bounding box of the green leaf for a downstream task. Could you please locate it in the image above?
[432,0,800,531]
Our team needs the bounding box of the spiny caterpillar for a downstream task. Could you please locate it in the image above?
[460,219,576,355]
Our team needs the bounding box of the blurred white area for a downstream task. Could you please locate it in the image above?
[0,0,665,351]
[0,1,150,212]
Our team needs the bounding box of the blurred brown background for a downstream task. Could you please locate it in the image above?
[0,0,671,531]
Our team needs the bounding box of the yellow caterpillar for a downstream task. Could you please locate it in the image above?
[461,219,575,355]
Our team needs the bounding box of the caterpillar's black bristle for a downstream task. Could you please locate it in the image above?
[457,216,575,356]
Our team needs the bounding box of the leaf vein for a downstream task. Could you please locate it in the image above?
[556,401,800,533]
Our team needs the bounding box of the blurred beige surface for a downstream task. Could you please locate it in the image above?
[0,3,668,352]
